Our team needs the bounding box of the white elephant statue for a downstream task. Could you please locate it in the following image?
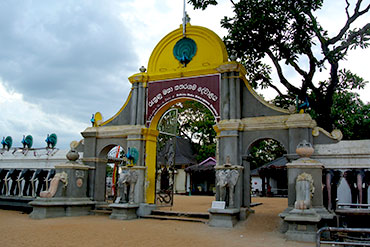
[118,169,138,204]
[294,172,314,210]
[216,169,240,208]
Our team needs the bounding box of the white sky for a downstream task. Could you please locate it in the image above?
[0,0,369,149]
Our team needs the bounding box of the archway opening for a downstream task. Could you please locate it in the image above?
[95,145,127,203]
[154,99,217,211]
[247,138,287,197]
[105,145,126,202]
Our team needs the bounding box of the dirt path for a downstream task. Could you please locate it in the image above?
[0,196,313,247]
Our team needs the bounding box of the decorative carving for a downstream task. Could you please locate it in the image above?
[40,172,68,198]
[75,170,84,178]
[173,37,197,66]
[294,173,314,210]
[312,127,343,141]
[216,169,240,208]
[117,169,138,204]
[216,63,239,73]
[76,178,83,188]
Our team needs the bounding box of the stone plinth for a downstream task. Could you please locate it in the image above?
[29,197,95,219]
[284,208,321,242]
[109,203,139,220]
[281,157,334,242]
[29,160,95,219]
[208,208,240,228]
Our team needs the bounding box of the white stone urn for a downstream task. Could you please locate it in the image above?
[296,140,314,158]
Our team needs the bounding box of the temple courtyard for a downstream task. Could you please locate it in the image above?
[0,196,315,247]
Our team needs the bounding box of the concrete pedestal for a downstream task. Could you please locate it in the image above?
[284,208,321,242]
[29,197,95,219]
[109,203,139,220]
[281,156,334,242]
[29,161,95,219]
[208,208,240,228]
[137,203,157,217]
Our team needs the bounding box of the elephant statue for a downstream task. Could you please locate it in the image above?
[117,169,138,204]
[40,172,68,198]
[294,172,314,210]
[216,169,240,208]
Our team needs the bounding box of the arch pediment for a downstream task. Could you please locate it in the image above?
[146,24,228,81]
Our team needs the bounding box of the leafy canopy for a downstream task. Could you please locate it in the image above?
[189,0,370,133]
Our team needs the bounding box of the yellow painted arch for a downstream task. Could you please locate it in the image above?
[147,23,228,82]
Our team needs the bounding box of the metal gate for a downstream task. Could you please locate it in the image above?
[155,108,178,206]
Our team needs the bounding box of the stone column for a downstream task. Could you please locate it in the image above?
[210,120,247,228]
[229,74,236,119]
[130,82,138,125]
[241,155,251,208]
[214,120,243,206]
[220,72,229,119]
[280,140,334,242]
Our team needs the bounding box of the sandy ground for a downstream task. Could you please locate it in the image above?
[0,196,314,247]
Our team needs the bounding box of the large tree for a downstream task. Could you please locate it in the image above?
[189,0,370,132]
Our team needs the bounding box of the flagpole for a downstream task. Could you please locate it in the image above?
[183,0,186,37]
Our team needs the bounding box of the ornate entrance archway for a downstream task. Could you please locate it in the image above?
[80,22,340,214]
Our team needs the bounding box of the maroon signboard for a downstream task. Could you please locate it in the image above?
[146,74,220,126]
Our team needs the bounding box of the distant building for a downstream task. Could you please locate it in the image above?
[185,157,216,195]
[251,156,288,197]
[157,137,197,194]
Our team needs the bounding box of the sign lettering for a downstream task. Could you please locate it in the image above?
[146,74,220,126]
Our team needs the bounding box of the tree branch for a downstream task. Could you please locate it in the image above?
[345,0,350,19]
[302,48,321,97]
[266,50,300,95]
[306,10,329,56]
[288,60,307,77]
[265,80,285,97]
[328,1,370,45]
[306,48,317,81]
[332,23,370,54]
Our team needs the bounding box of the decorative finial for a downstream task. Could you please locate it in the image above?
[139,66,146,73]
[182,0,190,37]
[66,141,79,162]
[295,140,314,159]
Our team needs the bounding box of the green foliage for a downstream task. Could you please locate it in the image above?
[247,139,287,171]
[177,101,217,162]
[106,165,114,177]
[157,101,216,163]
[331,92,370,140]
[189,0,370,132]
[271,69,370,140]
[178,101,216,145]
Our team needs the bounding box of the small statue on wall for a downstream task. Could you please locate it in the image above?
[294,172,315,210]
[117,169,138,204]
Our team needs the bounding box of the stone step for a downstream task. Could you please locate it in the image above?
[141,214,208,223]
[90,209,112,215]
[151,210,209,219]
[250,202,263,207]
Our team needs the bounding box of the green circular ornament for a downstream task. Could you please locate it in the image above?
[173,37,197,66]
